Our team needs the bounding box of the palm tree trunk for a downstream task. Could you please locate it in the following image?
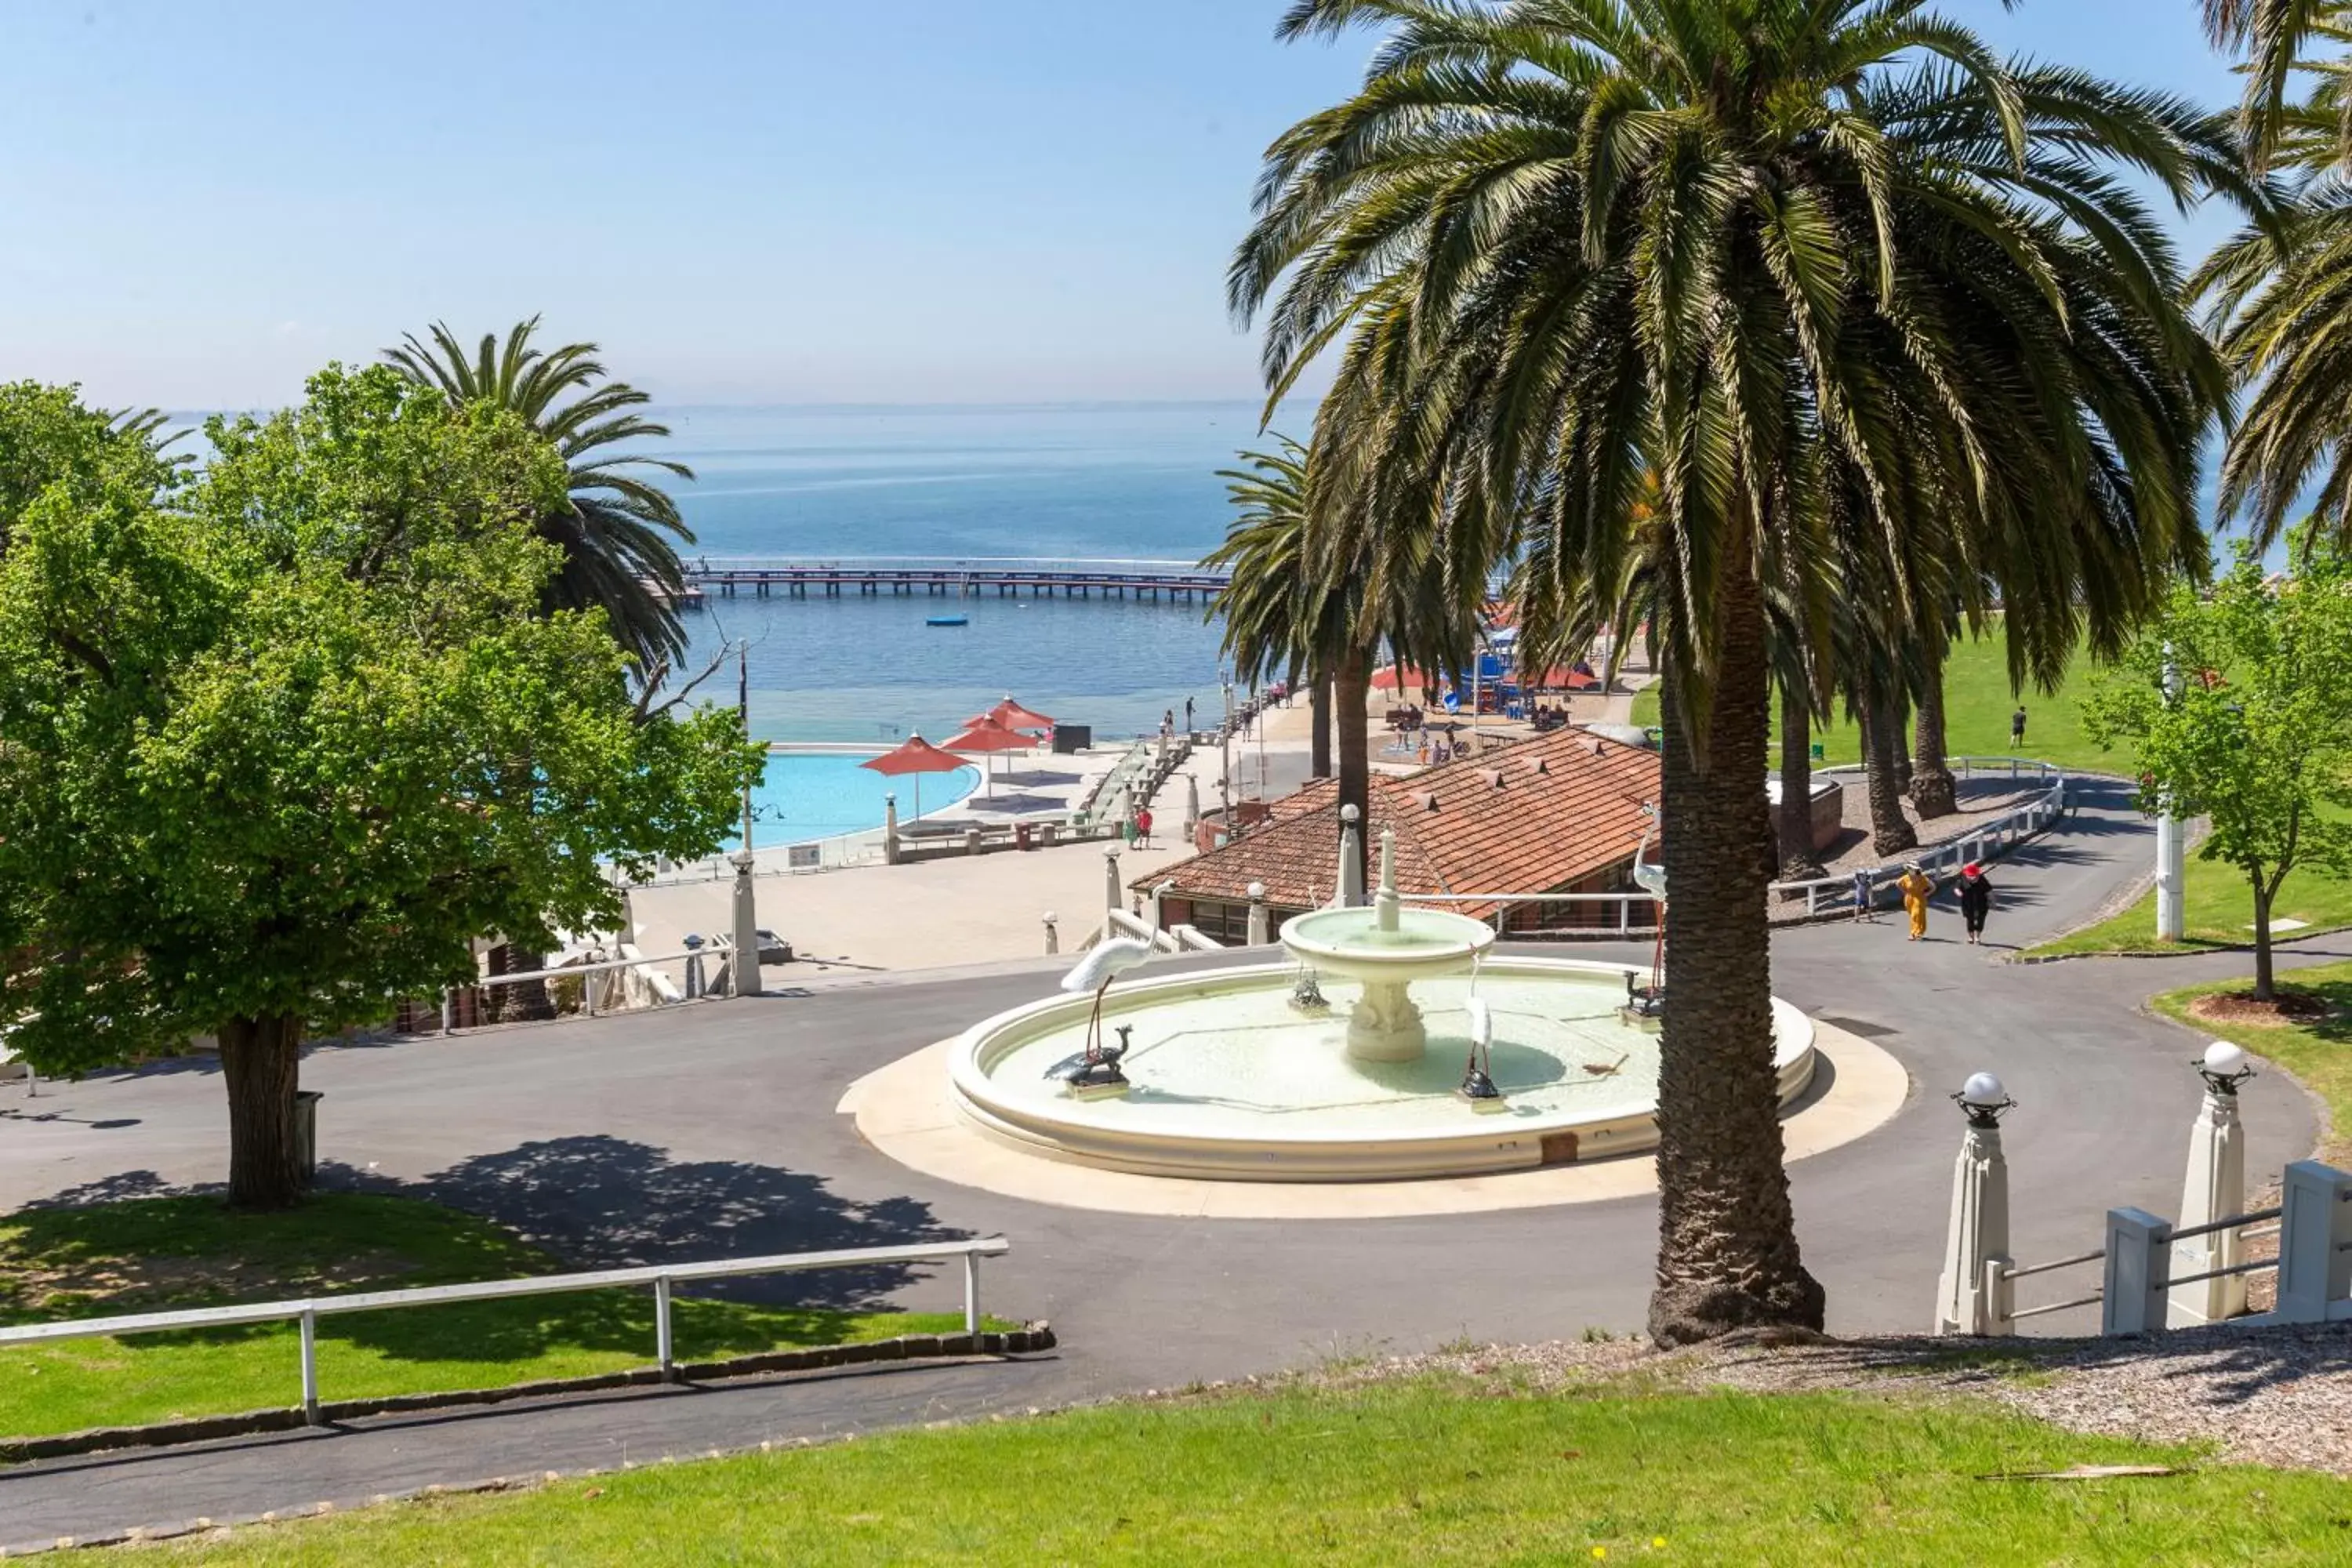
[219,1014,307,1210]
[1893,696,1913,789]
[1776,680,1824,883]
[1334,650,1372,900]
[1908,654,1957,820]
[1310,673,1333,780]
[1650,541,1825,1347]
[1861,699,1918,855]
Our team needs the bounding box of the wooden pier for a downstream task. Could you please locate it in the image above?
[679,560,1230,604]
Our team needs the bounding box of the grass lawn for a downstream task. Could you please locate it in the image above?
[1626,630,2128,775]
[2027,841,2352,958]
[2150,960,2352,1164]
[160,1374,2352,1566]
[0,1195,982,1441]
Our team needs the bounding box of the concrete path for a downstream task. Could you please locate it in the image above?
[0,776,2332,1545]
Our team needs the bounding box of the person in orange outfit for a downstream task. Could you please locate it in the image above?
[1896,862,1936,941]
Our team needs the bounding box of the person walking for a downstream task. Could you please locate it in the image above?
[1852,865,1876,922]
[1896,862,1936,942]
[2010,706,2027,750]
[1184,696,1194,734]
[1958,862,1994,946]
[1161,710,1175,742]
[1134,806,1155,848]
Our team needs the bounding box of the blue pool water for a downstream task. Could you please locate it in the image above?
[722,752,982,848]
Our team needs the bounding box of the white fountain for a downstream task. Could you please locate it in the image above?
[1278,829,1496,1062]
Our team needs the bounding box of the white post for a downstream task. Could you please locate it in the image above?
[1184,774,1200,842]
[1247,881,1269,946]
[883,791,902,866]
[2169,1044,2252,1327]
[2102,1208,2172,1335]
[655,1275,675,1380]
[299,1308,321,1425]
[1934,1076,2013,1334]
[1338,804,1366,908]
[964,1250,982,1335]
[2273,1160,2352,1323]
[1103,848,1122,924]
[730,849,763,998]
[1043,911,1059,956]
[2156,646,2187,941]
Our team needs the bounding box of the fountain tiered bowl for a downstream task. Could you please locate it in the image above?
[943,831,1815,1182]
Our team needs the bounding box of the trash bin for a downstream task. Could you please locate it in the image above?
[1014,822,1034,851]
[1809,742,1825,761]
[294,1090,324,1185]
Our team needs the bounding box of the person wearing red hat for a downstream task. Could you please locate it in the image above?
[1958,862,1994,946]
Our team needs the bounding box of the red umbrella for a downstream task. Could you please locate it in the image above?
[1370,664,1439,693]
[946,718,1032,798]
[860,734,973,819]
[985,696,1057,733]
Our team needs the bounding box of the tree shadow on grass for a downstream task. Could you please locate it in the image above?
[334,1134,962,1312]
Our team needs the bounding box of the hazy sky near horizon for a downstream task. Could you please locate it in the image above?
[0,2,2241,410]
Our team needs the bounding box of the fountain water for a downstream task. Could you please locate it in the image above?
[1277,829,1495,1061]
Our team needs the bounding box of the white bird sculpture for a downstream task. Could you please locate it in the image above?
[1457,994,1504,1108]
[1630,806,1668,1006]
[1061,936,1156,1069]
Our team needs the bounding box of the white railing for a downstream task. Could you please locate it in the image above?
[1403,891,1663,936]
[0,1236,1013,1426]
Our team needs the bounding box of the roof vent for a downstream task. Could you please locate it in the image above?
[1527,757,1549,775]
[1592,739,1605,757]
[1414,789,1440,812]
[1482,768,1507,789]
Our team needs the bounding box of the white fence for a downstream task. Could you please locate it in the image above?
[0,1236,1012,1426]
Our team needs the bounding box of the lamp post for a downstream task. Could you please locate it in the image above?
[2155,645,2187,942]
[1934,1072,2014,1335]
[2171,1041,2254,1327]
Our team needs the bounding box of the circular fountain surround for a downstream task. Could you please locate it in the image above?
[946,955,1817,1182]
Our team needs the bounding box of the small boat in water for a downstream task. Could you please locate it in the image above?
[926,615,969,627]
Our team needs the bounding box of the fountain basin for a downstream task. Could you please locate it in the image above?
[946,956,1816,1182]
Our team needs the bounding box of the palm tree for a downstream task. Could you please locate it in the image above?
[385,317,696,668]
[2204,1,2343,162]
[1236,0,2235,1344]
[1211,439,1333,780]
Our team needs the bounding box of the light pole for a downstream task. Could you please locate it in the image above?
[1934,1072,2015,1335]
[731,644,763,997]
[2155,644,2187,942]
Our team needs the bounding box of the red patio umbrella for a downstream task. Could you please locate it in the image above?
[984,696,1057,733]
[946,718,1033,797]
[1370,664,1440,693]
[860,734,973,820]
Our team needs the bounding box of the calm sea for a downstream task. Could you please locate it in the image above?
[661,403,1290,744]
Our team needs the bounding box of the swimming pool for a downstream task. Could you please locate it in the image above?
[722,751,982,848]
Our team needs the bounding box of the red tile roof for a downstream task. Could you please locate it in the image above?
[1137,728,1659,916]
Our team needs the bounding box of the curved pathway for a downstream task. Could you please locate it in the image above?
[0,777,2330,1546]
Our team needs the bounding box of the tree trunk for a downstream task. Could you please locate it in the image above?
[1334,649,1372,901]
[1861,699,1918,855]
[2252,877,2275,1003]
[1776,680,1824,883]
[219,1014,307,1210]
[1650,542,1825,1347]
[1893,696,1913,790]
[1310,672,1333,780]
[1908,656,1958,820]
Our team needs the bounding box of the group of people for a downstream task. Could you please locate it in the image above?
[1857,860,1996,945]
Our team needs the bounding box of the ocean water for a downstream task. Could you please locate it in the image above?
[659,404,1280,743]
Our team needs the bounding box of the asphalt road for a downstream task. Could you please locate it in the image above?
[0,776,2332,1547]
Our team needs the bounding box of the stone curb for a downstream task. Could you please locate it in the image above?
[0,1323,1057,1478]
[2009,924,2352,966]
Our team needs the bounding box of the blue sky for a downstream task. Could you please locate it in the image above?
[0,2,2243,408]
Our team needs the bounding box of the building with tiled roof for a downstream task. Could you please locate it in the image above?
[1134,728,1662,943]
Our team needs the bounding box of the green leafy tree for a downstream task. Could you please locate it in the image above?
[1234,0,2238,1342]
[0,368,758,1209]
[0,382,176,556]
[385,317,699,671]
[2085,530,2352,1000]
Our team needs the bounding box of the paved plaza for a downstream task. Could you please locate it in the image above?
[0,775,2339,1544]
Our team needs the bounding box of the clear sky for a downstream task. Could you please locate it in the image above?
[0,2,2244,409]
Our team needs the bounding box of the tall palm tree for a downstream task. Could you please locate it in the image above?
[2204,1,2343,162]
[1211,438,1333,780]
[385,317,695,668]
[1237,0,2235,1344]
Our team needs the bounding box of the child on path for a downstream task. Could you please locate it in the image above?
[1852,866,1875,922]
[2011,706,2027,749]
[1958,862,1993,946]
[1896,862,1936,941]
[1135,806,1155,848]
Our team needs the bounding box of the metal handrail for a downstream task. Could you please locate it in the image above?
[0,1236,1012,1425]
[2169,1206,2281,1245]
[1999,1247,2107,1283]
[2010,1290,2103,1322]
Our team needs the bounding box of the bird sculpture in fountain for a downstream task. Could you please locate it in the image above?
[1058,936,1155,1097]
[1626,807,1667,1024]
[1457,995,1506,1112]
